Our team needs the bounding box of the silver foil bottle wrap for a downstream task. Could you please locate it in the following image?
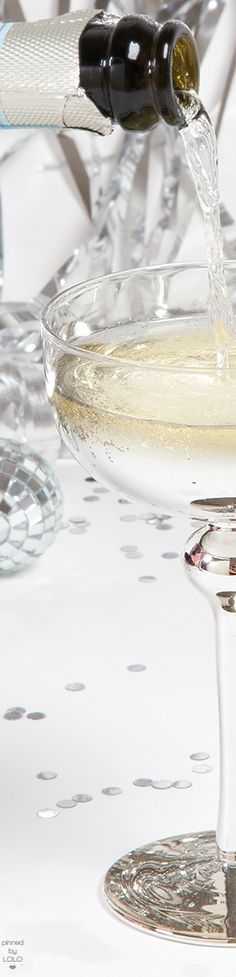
[0,11,112,134]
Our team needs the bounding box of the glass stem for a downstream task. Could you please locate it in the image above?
[185,522,236,862]
[215,593,236,859]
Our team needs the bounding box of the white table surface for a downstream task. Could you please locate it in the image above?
[1,456,236,975]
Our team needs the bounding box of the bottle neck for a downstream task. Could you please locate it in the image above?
[80,14,199,132]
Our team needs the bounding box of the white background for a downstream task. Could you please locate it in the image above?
[0,2,236,974]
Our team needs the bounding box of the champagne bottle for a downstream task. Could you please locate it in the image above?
[0,10,199,134]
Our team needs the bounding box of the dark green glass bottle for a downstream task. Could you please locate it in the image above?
[80,13,200,132]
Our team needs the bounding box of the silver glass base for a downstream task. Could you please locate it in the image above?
[104,831,236,944]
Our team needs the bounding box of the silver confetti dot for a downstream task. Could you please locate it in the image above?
[133,778,152,787]
[85,476,96,483]
[138,576,156,584]
[127,664,146,672]
[27,712,46,720]
[190,752,209,761]
[101,787,122,796]
[36,771,57,781]
[69,517,89,526]
[162,552,179,559]
[4,707,25,720]
[156,524,173,531]
[152,779,173,790]
[56,799,77,809]
[120,545,138,553]
[65,682,85,692]
[192,764,213,774]
[37,808,59,819]
[118,499,131,505]
[120,515,137,522]
[72,793,93,803]
[83,495,99,502]
[126,551,143,560]
[140,512,156,521]
[172,780,192,790]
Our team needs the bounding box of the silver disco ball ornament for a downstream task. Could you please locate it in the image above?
[0,439,63,574]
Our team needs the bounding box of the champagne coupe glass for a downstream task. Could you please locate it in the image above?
[42,262,236,945]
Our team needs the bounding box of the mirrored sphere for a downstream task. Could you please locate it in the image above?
[0,439,63,574]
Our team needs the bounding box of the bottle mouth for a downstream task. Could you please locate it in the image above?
[172,33,199,110]
[154,20,200,128]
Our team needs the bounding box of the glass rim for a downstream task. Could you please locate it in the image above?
[42,260,236,374]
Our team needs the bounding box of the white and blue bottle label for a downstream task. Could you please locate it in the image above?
[0,22,13,45]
